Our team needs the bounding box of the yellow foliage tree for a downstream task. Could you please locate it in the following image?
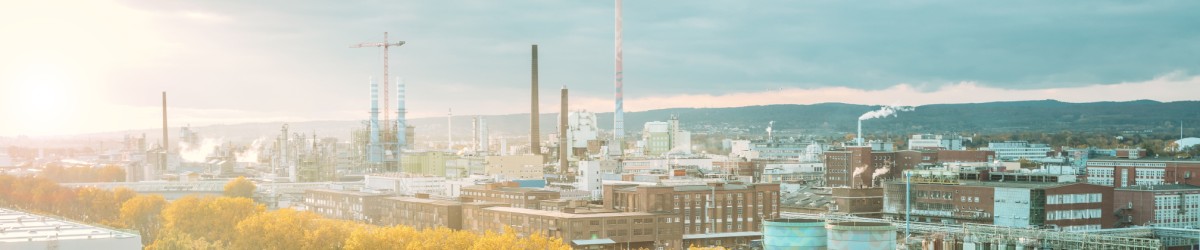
[231,208,362,250]
[223,176,256,198]
[120,194,167,245]
[161,196,264,244]
[145,228,227,250]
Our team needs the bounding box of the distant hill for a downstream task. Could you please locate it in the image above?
[79,100,1200,142]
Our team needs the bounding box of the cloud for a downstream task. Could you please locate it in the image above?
[568,72,1200,112]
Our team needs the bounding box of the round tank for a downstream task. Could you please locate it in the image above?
[825,222,897,250]
[763,218,827,250]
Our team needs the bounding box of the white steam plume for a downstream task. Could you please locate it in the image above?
[851,165,868,186]
[859,105,916,121]
[236,137,266,163]
[872,164,892,182]
[179,138,222,162]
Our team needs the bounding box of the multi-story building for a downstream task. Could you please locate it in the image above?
[401,151,455,177]
[461,182,561,209]
[908,134,964,150]
[882,170,1114,231]
[830,187,884,218]
[621,157,714,174]
[376,194,463,230]
[303,189,389,223]
[461,201,683,249]
[985,141,1052,161]
[1085,158,1200,188]
[1113,184,1200,230]
[824,146,998,188]
[604,182,780,248]
[823,147,924,188]
[484,155,544,180]
[642,121,671,156]
[364,173,447,196]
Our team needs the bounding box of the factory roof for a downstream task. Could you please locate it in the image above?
[0,208,140,243]
[384,196,462,206]
[1116,184,1200,191]
[958,181,1092,189]
[482,206,661,219]
[305,188,391,197]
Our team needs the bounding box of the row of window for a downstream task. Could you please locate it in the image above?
[1047,209,1101,220]
[1047,193,1102,205]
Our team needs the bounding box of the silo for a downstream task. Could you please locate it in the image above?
[763,218,827,250]
[825,222,896,250]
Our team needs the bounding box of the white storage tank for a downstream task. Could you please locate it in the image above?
[825,221,897,250]
[763,218,827,250]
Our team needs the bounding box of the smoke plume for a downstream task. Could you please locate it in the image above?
[179,138,222,162]
[859,105,916,121]
[852,165,867,181]
[236,137,266,163]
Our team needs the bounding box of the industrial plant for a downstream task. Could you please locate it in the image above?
[3,1,1200,250]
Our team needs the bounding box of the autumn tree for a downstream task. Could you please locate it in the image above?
[121,194,167,245]
[223,176,256,198]
[161,196,264,244]
[146,229,228,250]
[231,208,361,250]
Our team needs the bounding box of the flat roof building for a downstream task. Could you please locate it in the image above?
[0,208,141,250]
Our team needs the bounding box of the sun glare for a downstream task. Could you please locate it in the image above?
[6,64,78,136]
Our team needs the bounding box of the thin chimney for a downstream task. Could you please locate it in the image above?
[531,44,541,155]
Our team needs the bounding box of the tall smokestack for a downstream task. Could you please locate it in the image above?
[531,44,541,155]
[159,91,167,180]
[448,108,453,151]
[612,0,625,157]
[560,86,569,178]
[368,78,382,164]
[396,77,406,152]
[857,119,863,146]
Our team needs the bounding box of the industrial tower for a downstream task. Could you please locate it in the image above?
[612,0,625,157]
[352,32,405,172]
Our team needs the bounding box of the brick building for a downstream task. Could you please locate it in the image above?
[461,181,561,209]
[461,202,682,250]
[883,171,1114,231]
[1113,184,1200,229]
[603,182,779,248]
[825,147,998,188]
[303,189,389,223]
[377,194,463,230]
[1085,158,1200,188]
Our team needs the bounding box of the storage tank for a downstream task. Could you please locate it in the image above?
[825,222,897,250]
[763,218,827,250]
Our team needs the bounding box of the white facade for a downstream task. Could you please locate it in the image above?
[621,157,714,173]
[1150,193,1200,228]
[364,174,448,196]
[566,111,599,149]
[985,141,1052,161]
[730,140,756,159]
[908,134,964,150]
[576,161,609,200]
[993,187,1033,228]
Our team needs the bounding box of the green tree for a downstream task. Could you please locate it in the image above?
[223,176,256,198]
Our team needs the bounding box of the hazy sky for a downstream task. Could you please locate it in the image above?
[2,0,1199,136]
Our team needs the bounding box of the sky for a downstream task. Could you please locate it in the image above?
[1,0,1198,136]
